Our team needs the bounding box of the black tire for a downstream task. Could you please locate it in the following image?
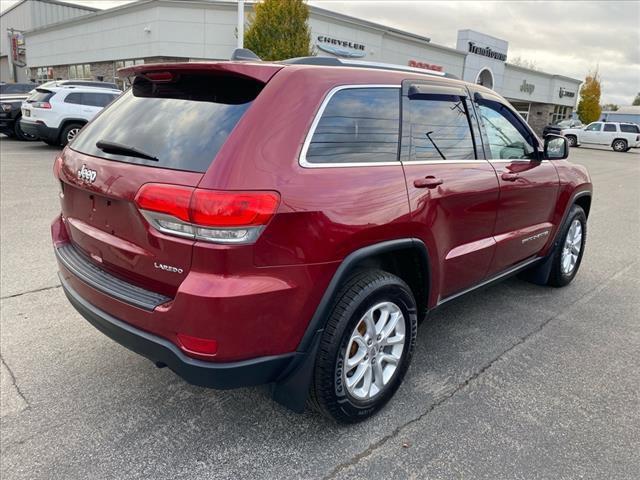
[548,205,587,287]
[612,139,627,152]
[309,269,418,423]
[60,123,83,147]
[566,135,578,147]
[13,116,36,141]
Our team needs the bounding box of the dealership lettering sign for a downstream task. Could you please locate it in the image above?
[408,60,444,72]
[316,36,366,58]
[468,41,507,61]
[520,80,535,95]
[559,87,575,98]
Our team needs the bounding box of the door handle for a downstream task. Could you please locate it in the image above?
[501,172,520,182]
[414,176,443,189]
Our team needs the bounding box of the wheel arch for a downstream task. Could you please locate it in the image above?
[59,118,87,133]
[611,137,628,148]
[271,238,431,412]
[299,238,431,353]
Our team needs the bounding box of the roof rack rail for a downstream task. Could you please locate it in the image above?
[280,56,458,79]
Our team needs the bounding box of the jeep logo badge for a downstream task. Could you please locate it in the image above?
[77,164,97,183]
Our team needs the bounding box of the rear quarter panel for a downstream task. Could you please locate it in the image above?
[198,67,416,266]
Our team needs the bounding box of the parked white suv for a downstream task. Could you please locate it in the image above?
[20,85,121,146]
[563,121,640,152]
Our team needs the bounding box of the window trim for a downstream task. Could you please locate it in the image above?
[299,84,401,168]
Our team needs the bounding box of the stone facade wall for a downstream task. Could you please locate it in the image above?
[527,103,556,136]
[30,56,187,83]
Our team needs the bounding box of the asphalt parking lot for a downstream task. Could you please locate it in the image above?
[1,137,638,479]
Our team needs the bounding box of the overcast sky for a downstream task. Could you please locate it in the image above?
[2,0,638,104]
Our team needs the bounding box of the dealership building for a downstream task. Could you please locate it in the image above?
[3,0,581,134]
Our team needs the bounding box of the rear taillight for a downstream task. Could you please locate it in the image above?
[32,102,51,109]
[134,183,280,244]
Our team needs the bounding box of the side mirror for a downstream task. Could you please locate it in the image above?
[544,134,569,160]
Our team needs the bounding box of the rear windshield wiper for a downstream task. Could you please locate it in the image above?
[96,140,158,161]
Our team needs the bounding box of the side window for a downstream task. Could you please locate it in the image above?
[305,87,400,164]
[403,96,475,161]
[82,93,116,108]
[585,123,602,131]
[620,124,640,133]
[64,93,83,104]
[477,104,536,159]
[603,123,616,132]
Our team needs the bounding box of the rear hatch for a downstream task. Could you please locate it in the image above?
[57,63,282,297]
[22,88,54,119]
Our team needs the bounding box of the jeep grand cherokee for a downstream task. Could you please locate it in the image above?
[52,54,592,423]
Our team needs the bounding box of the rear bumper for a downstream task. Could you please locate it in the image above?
[60,273,296,389]
[20,118,58,142]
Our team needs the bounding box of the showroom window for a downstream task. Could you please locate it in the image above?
[551,105,571,124]
[305,87,400,165]
[69,64,91,80]
[35,67,52,83]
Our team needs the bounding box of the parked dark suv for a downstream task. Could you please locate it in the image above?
[52,55,592,423]
[0,83,37,140]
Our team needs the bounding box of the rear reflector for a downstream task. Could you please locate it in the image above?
[134,183,280,244]
[177,333,218,356]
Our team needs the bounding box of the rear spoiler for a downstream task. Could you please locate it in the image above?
[117,62,282,84]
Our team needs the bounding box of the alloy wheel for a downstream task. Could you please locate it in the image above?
[561,219,582,275]
[67,128,80,143]
[343,301,406,401]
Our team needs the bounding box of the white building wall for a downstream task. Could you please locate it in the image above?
[1,0,94,81]
[308,13,465,77]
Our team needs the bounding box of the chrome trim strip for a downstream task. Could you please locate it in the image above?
[436,256,541,306]
[402,159,489,165]
[299,84,401,169]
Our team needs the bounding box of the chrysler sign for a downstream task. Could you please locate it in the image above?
[316,36,366,58]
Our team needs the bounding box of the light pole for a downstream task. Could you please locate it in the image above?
[237,0,244,49]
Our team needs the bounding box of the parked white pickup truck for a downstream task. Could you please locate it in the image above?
[563,122,640,152]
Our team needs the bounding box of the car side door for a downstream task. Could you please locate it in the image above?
[602,122,618,145]
[400,80,500,301]
[581,122,603,144]
[471,89,560,275]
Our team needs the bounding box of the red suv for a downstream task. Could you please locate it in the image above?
[52,55,592,423]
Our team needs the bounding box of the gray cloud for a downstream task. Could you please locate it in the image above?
[310,0,640,105]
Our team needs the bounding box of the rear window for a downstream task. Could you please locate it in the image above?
[28,90,53,102]
[70,73,262,172]
[603,123,616,132]
[620,124,640,133]
[65,92,118,107]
